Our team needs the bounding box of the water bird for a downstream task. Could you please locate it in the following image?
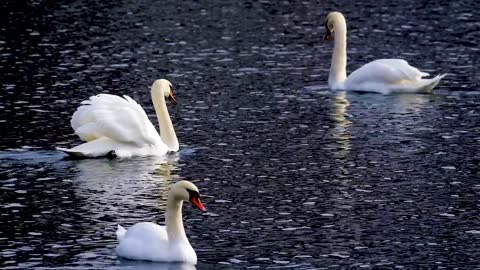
[116,181,206,264]
[57,79,179,158]
[324,12,446,94]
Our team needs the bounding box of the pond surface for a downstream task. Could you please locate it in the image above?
[1,0,479,269]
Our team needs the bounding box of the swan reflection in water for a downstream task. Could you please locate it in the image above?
[331,91,352,159]
[70,153,181,219]
[330,91,434,161]
[345,92,433,119]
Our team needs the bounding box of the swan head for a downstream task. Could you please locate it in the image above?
[152,79,177,105]
[324,12,345,41]
[170,180,206,212]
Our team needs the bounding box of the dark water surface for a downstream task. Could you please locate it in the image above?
[1,0,479,269]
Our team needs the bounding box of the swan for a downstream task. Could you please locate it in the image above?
[56,79,179,158]
[324,12,446,94]
[116,180,206,264]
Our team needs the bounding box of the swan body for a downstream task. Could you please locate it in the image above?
[116,222,195,263]
[324,12,446,94]
[57,79,179,158]
[116,181,206,264]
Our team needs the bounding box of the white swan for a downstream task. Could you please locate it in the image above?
[324,12,446,94]
[57,79,179,158]
[116,180,206,264]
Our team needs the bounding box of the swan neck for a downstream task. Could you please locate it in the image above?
[151,89,179,151]
[329,19,347,89]
[165,196,188,242]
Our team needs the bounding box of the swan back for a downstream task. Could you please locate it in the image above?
[344,59,446,93]
[70,94,160,147]
[347,59,426,84]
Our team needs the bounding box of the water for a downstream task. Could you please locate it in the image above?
[1,0,479,269]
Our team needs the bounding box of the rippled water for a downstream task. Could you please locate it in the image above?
[1,0,479,269]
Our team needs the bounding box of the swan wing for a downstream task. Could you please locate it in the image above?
[346,59,428,86]
[121,222,168,242]
[70,94,159,147]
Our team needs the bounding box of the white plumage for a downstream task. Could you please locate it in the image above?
[343,59,446,94]
[324,12,445,94]
[57,79,179,158]
[116,181,206,264]
[71,94,159,146]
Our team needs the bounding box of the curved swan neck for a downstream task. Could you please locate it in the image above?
[329,15,347,89]
[165,196,188,242]
[151,88,179,152]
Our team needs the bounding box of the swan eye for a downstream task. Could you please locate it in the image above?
[186,189,199,199]
[324,20,333,30]
[323,21,334,41]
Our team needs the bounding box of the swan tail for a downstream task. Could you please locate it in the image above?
[56,137,120,158]
[56,147,91,158]
[418,73,447,93]
[116,224,127,241]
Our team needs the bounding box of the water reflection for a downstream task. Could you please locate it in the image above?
[345,93,436,152]
[347,93,432,114]
[331,91,352,159]
[1,0,480,268]
[0,151,188,269]
[71,154,180,211]
[66,154,184,237]
[391,94,431,114]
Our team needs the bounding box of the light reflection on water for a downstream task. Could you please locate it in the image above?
[0,151,209,269]
[331,91,352,159]
[1,0,480,269]
[71,155,178,212]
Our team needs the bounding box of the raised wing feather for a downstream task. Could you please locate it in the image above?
[70,94,158,146]
[346,59,428,86]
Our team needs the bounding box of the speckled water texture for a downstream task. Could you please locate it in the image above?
[0,0,479,269]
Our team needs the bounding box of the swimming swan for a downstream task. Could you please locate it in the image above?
[116,181,206,264]
[324,12,446,94]
[57,79,179,158]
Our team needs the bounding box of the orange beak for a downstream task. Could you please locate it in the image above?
[324,28,333,41]
[168,90,177,105]
[190,196,206,212]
